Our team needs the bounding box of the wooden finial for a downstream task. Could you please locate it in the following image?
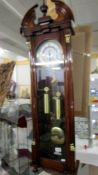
[40,0,48,16]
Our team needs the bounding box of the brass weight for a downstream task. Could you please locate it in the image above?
[44,87,50,114]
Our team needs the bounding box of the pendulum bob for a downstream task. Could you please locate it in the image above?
[51,127,65,145]
[44,87,50,114]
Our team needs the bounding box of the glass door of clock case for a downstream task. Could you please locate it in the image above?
[35,40,66,161]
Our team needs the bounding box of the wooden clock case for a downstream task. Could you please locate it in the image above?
[20,0,78,174]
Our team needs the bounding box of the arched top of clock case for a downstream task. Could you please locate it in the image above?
[35,39,64,63]
[20,0,74,40]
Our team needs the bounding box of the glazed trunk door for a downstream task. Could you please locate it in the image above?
[35,40,66,163]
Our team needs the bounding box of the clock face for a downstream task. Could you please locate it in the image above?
[36,40,64,66]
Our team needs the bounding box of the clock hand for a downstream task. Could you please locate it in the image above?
[48,50,51,60]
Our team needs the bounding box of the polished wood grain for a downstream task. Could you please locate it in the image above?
[20,0,78,174]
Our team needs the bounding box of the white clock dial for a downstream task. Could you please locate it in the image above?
[36,40,64,65]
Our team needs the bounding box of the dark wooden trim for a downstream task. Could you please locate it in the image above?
[20,0,78,173]
[40,158,65,172]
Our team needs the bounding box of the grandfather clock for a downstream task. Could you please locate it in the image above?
[20,0,78,174]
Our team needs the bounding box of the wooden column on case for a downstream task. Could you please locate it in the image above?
[72,26,92,117]
[89,165,98,175]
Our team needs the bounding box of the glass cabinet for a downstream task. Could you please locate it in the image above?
[0,57,33,175]
[88,58,98,146]
[89,104,98,143]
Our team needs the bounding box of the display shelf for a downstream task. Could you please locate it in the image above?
[89,73,98,103]
[89,67,98,143]
[89,104,98,141]
[0,99,32,175]
[0,50,32,174]
[75,117,88,139]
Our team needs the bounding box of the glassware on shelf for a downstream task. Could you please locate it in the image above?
[88,104,98,147]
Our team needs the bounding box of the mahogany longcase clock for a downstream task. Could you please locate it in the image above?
[20,0,78,174]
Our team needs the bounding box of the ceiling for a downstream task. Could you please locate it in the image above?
[0,0,98,59]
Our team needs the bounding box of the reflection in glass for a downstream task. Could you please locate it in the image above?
[36,40,66,161]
